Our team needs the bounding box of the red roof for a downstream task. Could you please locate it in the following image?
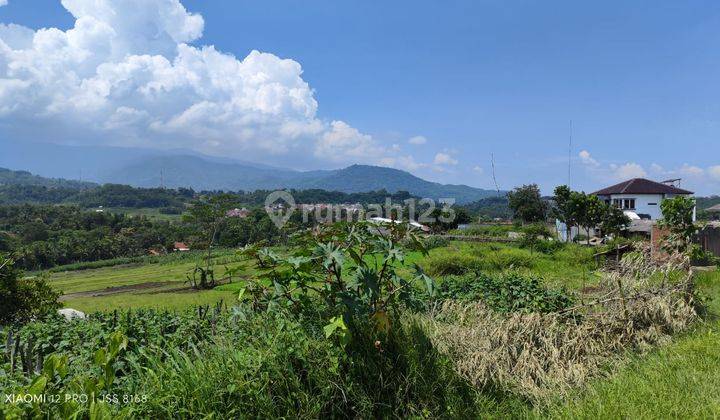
[592,178,693,196]
[174,242,189,249]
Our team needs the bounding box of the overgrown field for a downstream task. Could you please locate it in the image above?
[2,228,719,418]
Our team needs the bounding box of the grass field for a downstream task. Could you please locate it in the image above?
[47,249,253,312]
[103,207,184,222]
[420,241,600,290]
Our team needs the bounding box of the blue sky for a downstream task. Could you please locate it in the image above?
[1,0,720,194]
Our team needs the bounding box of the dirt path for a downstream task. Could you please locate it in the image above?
[59,281,179,301]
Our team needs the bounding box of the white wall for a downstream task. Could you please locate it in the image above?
[608,194,664,220]
[605,193,696,221]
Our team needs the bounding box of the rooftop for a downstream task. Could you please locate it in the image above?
[592,178,693,196]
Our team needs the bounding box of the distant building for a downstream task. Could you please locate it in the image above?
[173,242,190,252]
[226,208,251,218]
[368,217,430,232]
[592,178,695,221]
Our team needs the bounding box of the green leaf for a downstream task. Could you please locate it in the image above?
[27,375,47,395]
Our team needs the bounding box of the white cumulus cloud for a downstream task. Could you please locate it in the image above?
[610,162,647,180]
[578,150,599,167]
[0,0,395,166]
[433,152,458,166]
[0,1,7,7]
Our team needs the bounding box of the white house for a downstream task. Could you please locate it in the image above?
[592,178,695,221]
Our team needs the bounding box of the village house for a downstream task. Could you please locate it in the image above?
[226,207,251,218]
[557,178,696,242]
[173,242,190,252]
[592,178,695,221]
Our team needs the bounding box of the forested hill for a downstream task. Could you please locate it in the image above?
[0,167,95,189]
[0,167,418,208]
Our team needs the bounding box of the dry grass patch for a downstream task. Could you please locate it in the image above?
[426,246,701,403]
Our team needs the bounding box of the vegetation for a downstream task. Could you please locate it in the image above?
[552,185,630,241]
[507,184,547,223]
[1,175,718,418]
[0,255,61,326]
[660,195,698,252]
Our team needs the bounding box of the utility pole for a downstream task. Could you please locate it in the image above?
[568,120,573,188]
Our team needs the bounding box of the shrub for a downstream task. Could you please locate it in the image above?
[486,248,536,270]
[532,240,565,254]
[689,245,719,267]
[421,253,485,276]
[437,273,573,313]
[423,235,450,250]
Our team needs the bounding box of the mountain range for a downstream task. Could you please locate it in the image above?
[0,139,499,203]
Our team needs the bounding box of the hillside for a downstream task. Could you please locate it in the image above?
[292,165,499,203]
[0,167,95,189]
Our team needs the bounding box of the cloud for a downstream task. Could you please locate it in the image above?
[408,135,427,145]
[315,120,385,161]
[0,0,395,165]
[380,154,431,171]
[473,165,484,173]
[709,166,720,181]
[578,150,599,167]
[433,152,458,166]
[0,1,7,6]
[610,162,647,180]
[649,163,664,173]
[577,149,719,194]
[678,163,704,177]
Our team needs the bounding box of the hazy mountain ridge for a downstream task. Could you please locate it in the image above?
[0,140,497,202]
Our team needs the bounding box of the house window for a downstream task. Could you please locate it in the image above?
[613,198,635,210]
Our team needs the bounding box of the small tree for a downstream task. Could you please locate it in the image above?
[507,184,547,224]
[659,196,696,253]
[552,185,574,242]
[0,255,61,326]
[183,194,237,289]
[601,205,630,237]
[584,194,607,240]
